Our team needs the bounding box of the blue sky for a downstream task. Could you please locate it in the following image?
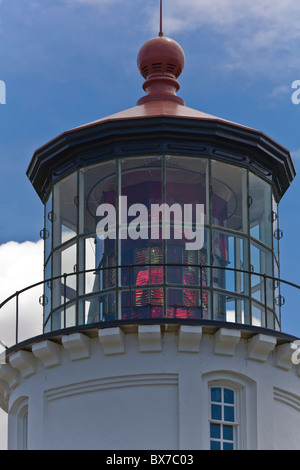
[0,0,300,337]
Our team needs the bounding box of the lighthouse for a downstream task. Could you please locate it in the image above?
[0,4,299,451]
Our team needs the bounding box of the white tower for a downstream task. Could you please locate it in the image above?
[0,11,299,451]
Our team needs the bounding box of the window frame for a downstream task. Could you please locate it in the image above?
[42,156,281,333]
[8,396,29,450]
[201,373,255,450]
[209,385,239,450]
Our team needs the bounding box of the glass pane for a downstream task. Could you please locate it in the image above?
[61,243,77,280]
[224,388,234,404]
[251,301,264,327]
[121,289,164,320]
[249,173,272,247]
[213,231,248,295]
[50,302,76,330]
[51,307,63,331]
[65,302,76,328]
[224,405,234,422]
[44,192,52,262]
[81,236,116,296]
[49,302,74,330]
[53,172,78,247]
[134,246,163,287]
[83,236,97,294]
[250,241,273,307]
[223,442,233,450]
[210,424,221,439]
[166,155,208,225]
[272,195,280,261]
[61,243,77,298]
[223,425,233,441]
[213,292,249,324]
[167,228,209,290]
[120,157,163,286]
[80,161,116,235]
[52,243,77,311]
[251,302,274,329]
[211,404,222,420]
[211,387,221,403]
[79,162,117,298]
[167,288,208,319]
[266,308,275,330]
[83,292,116,324]
[211,161,248,233]
[210,440,221,450]
[273,259,281,330]
[43,258,52,330]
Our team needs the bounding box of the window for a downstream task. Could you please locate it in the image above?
[43,156,279,333]
[19,406,28,450]
[249,172,272,247]
[203,373,256,450]
[210,386,237,450]
[9,397,29,450]
[211,160,248,233]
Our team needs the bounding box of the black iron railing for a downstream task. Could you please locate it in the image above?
[0,263,299,350]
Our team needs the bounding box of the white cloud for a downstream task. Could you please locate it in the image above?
[291,148,300,161]
[0,240,44,450]
[267,85,291,98]
[2,0,298,81]
[146,0,300,76]
[0,240,43,301]
[62,0,122,5]
[61,0,300,54]
[159,0,300,37]
[0,240,43,350]
[264,85,292,106]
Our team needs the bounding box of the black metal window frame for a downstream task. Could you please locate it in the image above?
[41,156,282,332]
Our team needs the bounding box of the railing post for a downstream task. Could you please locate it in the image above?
[63,273,67,329]
[200,265,203,319]
[16,291,19,345]
[1,264,300,350]
[129,265,132,319]
[263,274,268,328]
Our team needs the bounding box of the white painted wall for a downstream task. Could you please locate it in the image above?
[0,409,7,450]
[1,325,300,450]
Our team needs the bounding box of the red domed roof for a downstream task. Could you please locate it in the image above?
[136,35,185,106]
[59,32,258,132]
[28,11,295,205]
[137,36,185,81]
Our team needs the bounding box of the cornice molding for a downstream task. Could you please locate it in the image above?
[26,117,295,203]
[0,324,299,412]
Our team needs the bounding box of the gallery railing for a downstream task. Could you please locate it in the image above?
[0,264,299,351]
